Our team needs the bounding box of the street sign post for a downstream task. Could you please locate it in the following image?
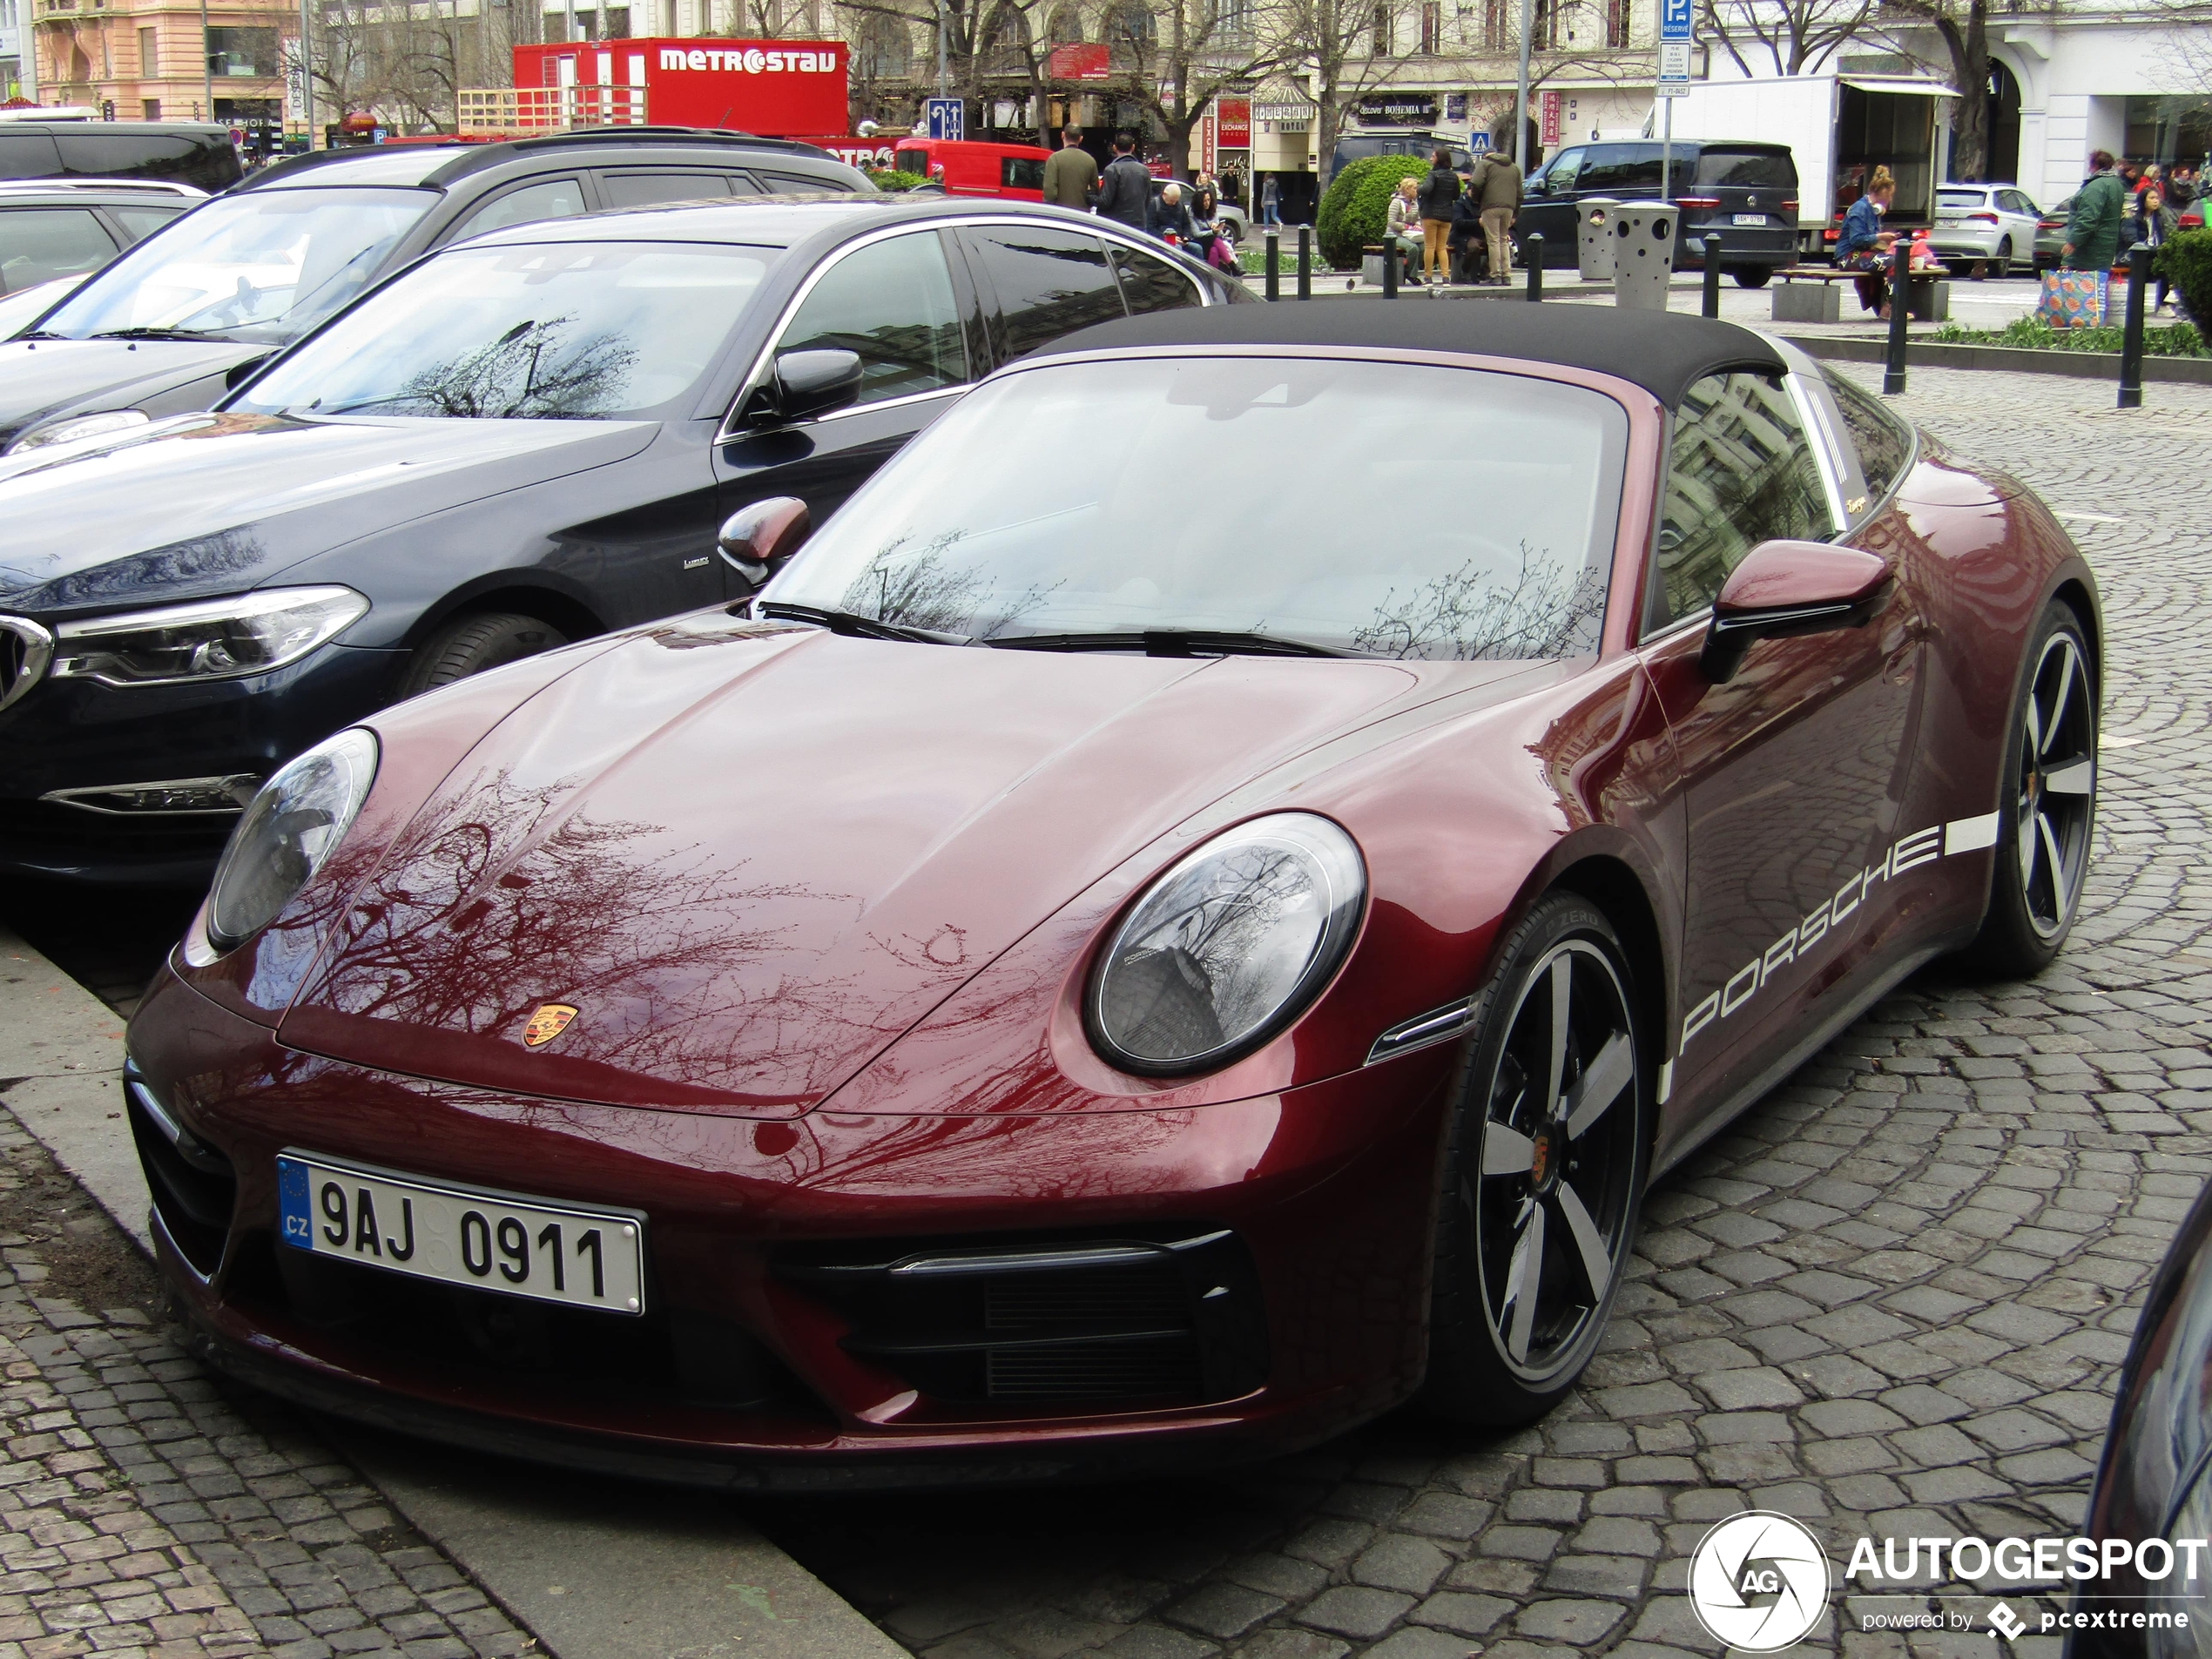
[924,97,964,141]
[1657,0,1692,196]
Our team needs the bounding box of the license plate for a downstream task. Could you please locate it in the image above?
[1733,213,1769,226]
[277,1152,646,1314]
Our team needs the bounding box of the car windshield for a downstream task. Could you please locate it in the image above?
[36,186,436,345]
[1693,149,1795,189]
[764,355,1628,659]
[231,239,770,420]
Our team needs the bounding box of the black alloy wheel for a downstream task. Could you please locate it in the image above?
[1424,894,1647,1424]
[1963,602,2097,975]
[400,612,569,698]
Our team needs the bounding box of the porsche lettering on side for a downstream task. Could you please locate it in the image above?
[124,305,2098,1488]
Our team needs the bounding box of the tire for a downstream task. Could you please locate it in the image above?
[1730,266,1772,288]
[1959,602,2097,977]
[1996,237,2013,277]
[400,612,567,698]
[1422,894,1649,1426]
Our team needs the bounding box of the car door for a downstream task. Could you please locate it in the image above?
[711,226,980,597]
[2000,189,2040,260]
[1518,146,1584,260]
[1637,369,1926,1116]
[0,206,125,294]
[437,174,595,246]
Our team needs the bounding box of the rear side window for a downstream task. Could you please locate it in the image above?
[1652,371,1835,630]
[894,148,930,175]
[964,224,1126,361]
[1002,156,1046,191]
[1109,240,1202,314]
[1824,368,1913,507]
[776,229,968,405]
[756,170,859,194]
[0,208,121,293]
[1579,145,1662,196]
[598,171,732,208]
[1542,149,1585,192]
[58,131,239,191]
[0,132,64,179]
[106,202,190,243]
[1693,148,1796,190]
[455,176,587,239]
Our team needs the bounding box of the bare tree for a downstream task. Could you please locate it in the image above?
[1696,0,1881,75]
[1269,0,1402,182]
[1115,0,1284,177]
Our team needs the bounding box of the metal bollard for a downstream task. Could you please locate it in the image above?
[1703,235,1723,319]
[1383,241,1399,299]
[2120,243,2150,409]
[1525,234,1543,301]
[1264,230,1279,302]
[1883,251,1910,396]
[1297,226,1312,300]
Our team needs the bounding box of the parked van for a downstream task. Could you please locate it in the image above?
[1514,138,1797,285]
[1325,130,1476,185]
[890,138,1052,200]
[0,122,242,193]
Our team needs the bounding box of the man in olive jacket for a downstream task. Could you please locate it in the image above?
[1042,127,1097,210]
[2064,150,2126,272]
[1470,146,1524,287]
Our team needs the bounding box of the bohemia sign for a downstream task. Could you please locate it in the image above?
[512,38,850,136]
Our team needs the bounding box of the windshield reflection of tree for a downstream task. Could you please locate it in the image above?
[1354,545,1608,661]
[360,314,639,418]
[837,533,1057,637]
[286,766,975,1104]
[786,318,962,401]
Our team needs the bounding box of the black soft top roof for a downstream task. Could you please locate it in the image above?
[1031,300,1786,408]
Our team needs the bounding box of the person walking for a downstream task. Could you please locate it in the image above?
[1469,143,1522,287]
[1095,132,1151,233]
[1041,126,1097,210]
[2063,151,2126,273]
[1836,165,1898,317]
[2132,183,2179,308]
[1386,175,1424,284]
[1260,174,1281,227]
[1415,148,1460,284]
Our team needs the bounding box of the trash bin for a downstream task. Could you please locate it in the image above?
[1612,200,1679,310]
[1577,198,1619,282]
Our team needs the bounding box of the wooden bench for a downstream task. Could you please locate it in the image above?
[1772,263,1951,324]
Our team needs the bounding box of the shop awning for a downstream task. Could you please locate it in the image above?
[1838,75,1961,98]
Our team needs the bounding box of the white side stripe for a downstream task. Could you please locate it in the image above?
[1945,811,2002,854]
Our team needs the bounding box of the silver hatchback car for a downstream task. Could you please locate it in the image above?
[1928,183,2044,276]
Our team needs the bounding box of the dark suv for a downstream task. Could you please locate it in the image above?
[0,197,1245,886]
[0,122,242,192]
[1514,139,1798,286]
[0,129,873,452]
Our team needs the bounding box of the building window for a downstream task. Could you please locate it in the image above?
[1104,2,1154,67]
[857,12,912,76]
[1217,0,1252,44]
[1605,0,1627,46]
[1043,3,1082,40]
[138,24,156,73]
[204,25,278,78]
[142,97,160,117]
[1481,0,1507,49]
[986,8,1028,71]
[1531,0,1555,48]
[1370,2,1391,52]
[1419,0,1439,51]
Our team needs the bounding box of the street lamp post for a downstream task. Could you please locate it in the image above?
[297,0,313,148]
[934,0,948,98]
[200,0,212,119]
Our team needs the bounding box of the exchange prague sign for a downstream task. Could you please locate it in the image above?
[511,37,849,136]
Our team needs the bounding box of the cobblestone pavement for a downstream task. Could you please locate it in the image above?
[0,1095,536,1659]
[753,365,2212,1659]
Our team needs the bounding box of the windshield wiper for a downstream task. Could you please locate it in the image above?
[17,330,68,341]
[91,327,226,342]
[983,629,1354,658]
[753,602,968,646]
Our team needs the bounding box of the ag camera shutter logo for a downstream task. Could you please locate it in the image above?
[1689,1512,1831,1652]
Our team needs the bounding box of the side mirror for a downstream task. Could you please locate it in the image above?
[755,348,864,426]
[718,496,811,586]
[1699,540,1892,685]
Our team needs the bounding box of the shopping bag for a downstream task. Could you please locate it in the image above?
[2037,269,2108,328]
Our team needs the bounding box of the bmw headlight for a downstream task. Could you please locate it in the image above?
[1088,813,1366,1076]
[7,408,152,453]
[53,587,368,686]
[206,728,378,951]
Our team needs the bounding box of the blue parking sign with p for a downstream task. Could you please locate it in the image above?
[1660,0,1692,40]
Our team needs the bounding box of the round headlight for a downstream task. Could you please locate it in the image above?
[206,728,379,952]
[1087,813,1366,1077]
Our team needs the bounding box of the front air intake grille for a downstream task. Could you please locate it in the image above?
[781,1226,1268,1410]
[0,799,238,861]
[124,1069,236,1276]
[0,617,54,715]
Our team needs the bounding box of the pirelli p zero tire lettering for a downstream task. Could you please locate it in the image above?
[1963,600,2097,976]
[1423,894,1649,1425]
[400,612,568,698]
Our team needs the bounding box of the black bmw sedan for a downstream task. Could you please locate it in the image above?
[0,196,1247,885]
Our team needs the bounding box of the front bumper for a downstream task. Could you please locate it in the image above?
[0,640,404,886]
[128,961,1452,1487]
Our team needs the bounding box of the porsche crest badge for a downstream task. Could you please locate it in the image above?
[523,1003,578,1047]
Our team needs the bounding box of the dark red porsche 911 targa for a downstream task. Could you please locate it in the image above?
[124,304,2099,1487]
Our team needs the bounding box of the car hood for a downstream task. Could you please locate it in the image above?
[276,621,1534,1116]
[0,337,261,447]
[0,412,660,612]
